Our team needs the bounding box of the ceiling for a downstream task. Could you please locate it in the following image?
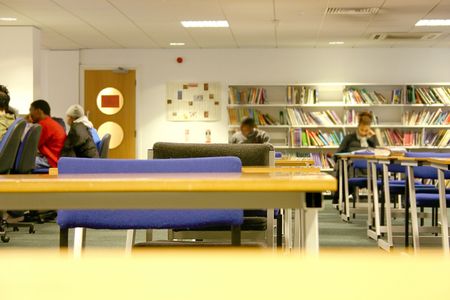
[0,0,449,49]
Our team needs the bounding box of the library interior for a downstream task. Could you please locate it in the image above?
[1,1,450,299]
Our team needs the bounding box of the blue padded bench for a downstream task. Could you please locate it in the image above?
[57,156,244,249]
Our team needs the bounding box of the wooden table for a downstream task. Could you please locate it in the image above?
[396,157,450,252]
[242,166,320,173]
[0,172,336,254]
[2,250,450,300]
[275,158,315,167]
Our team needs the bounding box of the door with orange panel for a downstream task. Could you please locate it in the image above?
[84,70,136,159]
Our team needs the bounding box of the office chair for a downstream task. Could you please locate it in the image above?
[99,133,111,158]
[0,118,27,243]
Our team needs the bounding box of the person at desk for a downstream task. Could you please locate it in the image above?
[230,117,270,144]
[0,85,15,140]
[332,111,377,204]
[61,104,99,158]
[29,100,66,168]
[336,111,378,153]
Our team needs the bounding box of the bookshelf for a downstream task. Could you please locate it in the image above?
[228,84,450,171]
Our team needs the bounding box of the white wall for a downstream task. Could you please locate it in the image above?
[40,50,80,118]
[0,26,40,114]
[76,48,450,158]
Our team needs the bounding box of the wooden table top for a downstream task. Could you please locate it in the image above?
[425,158,450,165]
[1,250,449,300]
[275,159,315,167]
[0,172,337,193]
[242,166,321,173]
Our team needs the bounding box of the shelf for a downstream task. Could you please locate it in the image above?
[229,124,450,129]
[227,103,449,108]
[275,146,339,150]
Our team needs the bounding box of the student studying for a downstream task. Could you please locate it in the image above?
[29,100,66,168]
[229,117,270,144]
[336,111,378,153]
[61,104,99,158]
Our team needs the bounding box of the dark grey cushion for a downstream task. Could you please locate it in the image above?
[152,142,274,166]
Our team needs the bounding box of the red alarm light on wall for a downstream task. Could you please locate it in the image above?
[176,57,183,63]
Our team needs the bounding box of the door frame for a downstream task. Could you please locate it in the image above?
[79,65,139,157]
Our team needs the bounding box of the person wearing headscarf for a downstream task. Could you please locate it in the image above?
[61,104,99,158]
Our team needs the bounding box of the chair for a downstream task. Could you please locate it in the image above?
[57,156,244,255]
[0,118,26,173]
[3,124,43,237]
[403,152,450,250]
[12,124,42,174]
[98,133,111,158]
[151,142,278,247]
[0,118,27,243]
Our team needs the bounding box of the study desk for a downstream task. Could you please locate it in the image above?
[274,158,315,167]
[396,157,450,252]
[0,172,336,254]
[2,250,450,300]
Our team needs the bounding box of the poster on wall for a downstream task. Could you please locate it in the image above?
[166,82,221,121]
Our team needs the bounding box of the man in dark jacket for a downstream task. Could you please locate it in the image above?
[61,104,99,158]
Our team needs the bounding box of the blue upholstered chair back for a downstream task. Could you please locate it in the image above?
[57,157,244,230]
[406,152,450,179]
[98,134,111,159]
[58,156,242,174]
[13,124,42,174]
[0,118,26,174]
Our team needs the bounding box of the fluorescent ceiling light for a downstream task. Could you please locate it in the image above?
[416,19,450,26]
[329,41,345,45]
[181,20,229,28]
[170,42,185,46]
[0,17,17,21]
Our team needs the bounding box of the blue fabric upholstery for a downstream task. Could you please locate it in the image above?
[415,193,450,208]
[0,118,26,174]
[57,157,244,230]
[406,152,450,180]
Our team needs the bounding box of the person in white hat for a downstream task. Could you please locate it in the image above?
[61,104,99,158]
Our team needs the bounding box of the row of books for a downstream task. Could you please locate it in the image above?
[310,153,336,169]
[402,109,450,125]
[286,86,318,104]
[285,108,342,126]
[228,87,267,104]
[343,88,403,104]
[406,86,450,105]
[376,129,450,147]
[288,129,344,147]
[343,110,379,125]
[227,108,277,126]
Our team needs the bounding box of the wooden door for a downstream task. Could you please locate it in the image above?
[84,70,136,158]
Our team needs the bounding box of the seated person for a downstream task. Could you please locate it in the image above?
[61,104,99,158]
[0,85,15,140]
[229,117,270,144]
[336,111,377,153]
[29,100,66,168]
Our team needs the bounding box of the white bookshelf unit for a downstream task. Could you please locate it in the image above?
[227,84,450,170]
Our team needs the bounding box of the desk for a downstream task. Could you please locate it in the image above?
[397,157,450,252]
[0,172,336,254]
[275,159,315,167]
[2,250,450,300]
[242,166,320,173]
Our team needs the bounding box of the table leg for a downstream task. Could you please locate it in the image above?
[266,208,275,249]
[338,159,343,212]
[371,162,381,237]
[437,169,449,253]
[406,165,420,252]
[382,163,393,249]
[303,208,320,255]
[367,160,373,228]
[285,208,292,251]
[343,159,350,221]
[293,209,301,250]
